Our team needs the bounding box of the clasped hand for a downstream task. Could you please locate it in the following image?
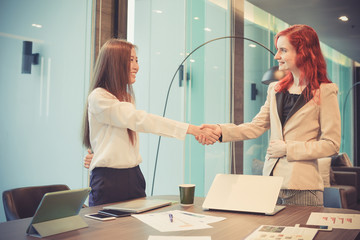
[193,124,222,145]
[267,139,287,158]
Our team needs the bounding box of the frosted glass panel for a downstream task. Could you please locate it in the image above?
[0,0,92,222]
[243,21,272,175]
[133,0,231,198]
[134,0,186,196]
[185,0,231,196]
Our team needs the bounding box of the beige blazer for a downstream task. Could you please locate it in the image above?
[219,82,341,190]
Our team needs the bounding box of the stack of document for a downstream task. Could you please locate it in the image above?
[307,212,360,229]
[132,210,225,232]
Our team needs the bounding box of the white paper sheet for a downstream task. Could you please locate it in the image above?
[132,210,225,232]
[172,210,226,224]
[306,212,360,229]
[148,236,211,240]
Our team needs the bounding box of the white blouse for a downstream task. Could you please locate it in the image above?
[88,88,189,171]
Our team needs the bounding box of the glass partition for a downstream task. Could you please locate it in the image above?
[134,0,187,196]
[133,0,231,197]
[322,44,353,158]
[0,0,92,222]
[184,0,231,196]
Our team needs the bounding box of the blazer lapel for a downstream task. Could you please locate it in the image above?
[276,92,285,126]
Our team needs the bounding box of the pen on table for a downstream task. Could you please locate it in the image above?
[169,213,173,223]
[181,212,204,218]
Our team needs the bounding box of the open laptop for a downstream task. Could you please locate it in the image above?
[103,199,172,213]
[202,174,285,215]
[26,187,91,238]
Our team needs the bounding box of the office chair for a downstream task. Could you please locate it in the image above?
[323,187,343,208]
[2,184,70,221]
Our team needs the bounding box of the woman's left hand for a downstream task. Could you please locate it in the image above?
[267,140,287,158]
[187,125,220,145]
[84,149,93,169]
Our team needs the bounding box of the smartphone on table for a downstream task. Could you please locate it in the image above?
[85,213,116,221]
[98,209,131,218]
[298,224,333,231]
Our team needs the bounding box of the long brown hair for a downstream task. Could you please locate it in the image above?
[274,25,331,101]
[82,39,136,148]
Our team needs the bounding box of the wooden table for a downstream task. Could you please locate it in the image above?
[0,195,359,239]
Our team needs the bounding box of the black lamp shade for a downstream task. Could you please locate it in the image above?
[261,66,286,85]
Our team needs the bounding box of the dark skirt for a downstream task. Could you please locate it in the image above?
[89,166,146,206]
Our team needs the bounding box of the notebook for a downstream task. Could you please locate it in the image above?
[26,187,91,238]
[202,174,285,215]
[103,199,172,213]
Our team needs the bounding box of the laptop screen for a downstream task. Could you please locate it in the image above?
[202,174,283,214]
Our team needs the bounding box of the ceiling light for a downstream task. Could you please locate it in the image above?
[204,27,212,32]
[339,16,349,22]
[249,44,256,48]
[194,17,199,20]
[153,10,162,14]
[32,24,42,28]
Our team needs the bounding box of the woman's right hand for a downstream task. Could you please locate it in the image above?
[84,149,93,169]
[187,124,220,145]
[197,124,222,145]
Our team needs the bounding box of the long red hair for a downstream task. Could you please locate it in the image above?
[274,25,331,101]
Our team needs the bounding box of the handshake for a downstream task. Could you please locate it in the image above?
[188,124,222,145]
[83,124,223,169]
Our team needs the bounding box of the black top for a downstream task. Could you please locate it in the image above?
[282,91,300,126]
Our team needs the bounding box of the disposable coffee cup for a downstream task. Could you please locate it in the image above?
[179,184,195,205]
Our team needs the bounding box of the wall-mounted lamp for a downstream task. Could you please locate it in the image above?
[22,41,39,74]
[251,83,258,100]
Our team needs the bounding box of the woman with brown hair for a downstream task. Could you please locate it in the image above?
[83,39,218,206]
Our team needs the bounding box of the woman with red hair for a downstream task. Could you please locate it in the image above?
[200,25,341,206]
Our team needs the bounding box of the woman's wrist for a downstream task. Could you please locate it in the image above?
[186,124,196,135]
